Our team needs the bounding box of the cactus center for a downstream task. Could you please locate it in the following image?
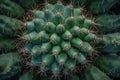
[23,2,96,74]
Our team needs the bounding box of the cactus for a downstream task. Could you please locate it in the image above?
[96,15,120,32]
[97,33,120,54]
[81,65,112,80]
[67,0,92,7]
[67,0,119,14]
[20,0,37,9]
[0,0,120,80]
[0,15,23,36]
[0,52,22,80]
[88,0,119,14]
[22,2,96,75]
[0,0,25,18]
[19,72,34,80]
[0,38,16,52]
[20,1,120,79]
[95,54,120,78]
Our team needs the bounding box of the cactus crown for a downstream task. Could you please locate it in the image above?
[1,0,120,80]
[23,2,96,75]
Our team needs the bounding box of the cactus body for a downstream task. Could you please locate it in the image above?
[19,72,34,80]
[0,52,21,80]
[67,0,91,7]
[0,38,16,52]
[0,0,120,80]
[0,0,25,18]
[96,15,120,32]
[20,0,37,9]
[95,54,120,78]
[0,15,23,36]
[81,65,112,80]
[23,2,96,74]
[98,33,120,54]
[88,0,119,14]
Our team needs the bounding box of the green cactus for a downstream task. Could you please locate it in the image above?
[81,65,112,80]
[0,0,120,80]
[19,72,34,80]
[0,0,25,18]
[97,33,120,54]
[20,0,37,9]
[20,1,120,79]
[96,15,120,32]
[95,54,120,78]
[22,2,96,75]
[0,38,16,52]
[67,0,119,14]
[0,52,22,79]
[88,0,119,14]
[69,0,92,7]
[0,15,23,36]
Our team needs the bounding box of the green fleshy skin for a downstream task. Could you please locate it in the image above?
[0,0,118,80]
[98,33,120,54]
[95,54,120,78]
[68,74,80,80]
[96,15,120,32]
[0,15,23,36]
[68,0,91,7]
[19,72,34,80]
[0,38,16,52]
[88,0,119,14]
[20,0,37,9]
[81,65,112,80]
[0,52,22,80]
[0,0,25,18]
[23,2,96,73]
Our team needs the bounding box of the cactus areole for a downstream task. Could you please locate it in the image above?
[22,2,97,75]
